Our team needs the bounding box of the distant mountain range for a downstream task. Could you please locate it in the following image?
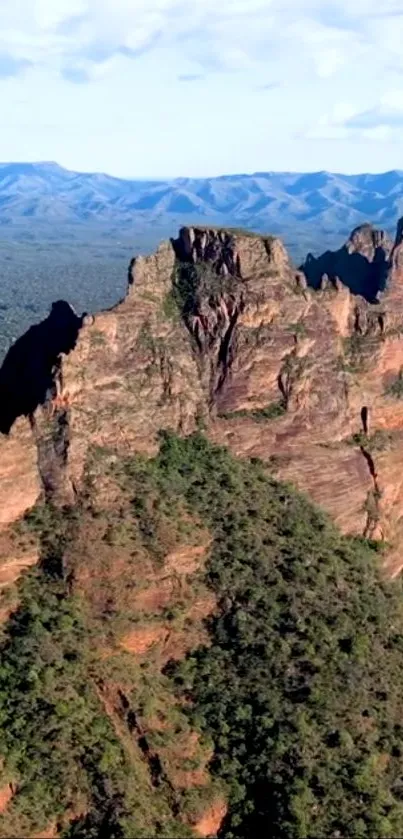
[1,162,403,255]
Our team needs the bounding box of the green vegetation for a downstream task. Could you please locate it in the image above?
[0,237,134,363]
[287,321,307,337]
[3,434,403,837]
[385,368,403,399]
[0,569,126,837]
[347,429,394,452]
[162,290,180,322]
[281,352,307,379]
[0,504,192,838]
[141,433,403,839]
[89,329,106,347]
[218,400,286,422]
[342,333,382,374]
[135,322,171,384]
[172,261,237,318]
[136,321,157,354]
[342,333,367,372]
[384,324,403,340]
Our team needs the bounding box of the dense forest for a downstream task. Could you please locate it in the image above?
[1,434,403,836]
[0,224,338,362]
[0,236,133,360]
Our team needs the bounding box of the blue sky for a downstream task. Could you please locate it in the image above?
[1,0,403,178]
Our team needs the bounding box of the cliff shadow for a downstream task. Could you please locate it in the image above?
[0,301,84,435]
[300,245,389,302]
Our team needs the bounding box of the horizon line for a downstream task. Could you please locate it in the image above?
[1,161,403,182]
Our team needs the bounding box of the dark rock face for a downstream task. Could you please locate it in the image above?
[395,218,403,248]
[391,217,403,272]
[300,223,394,301]
[0,301,84,435]
[172,227,242,277]
[171,230,248,401]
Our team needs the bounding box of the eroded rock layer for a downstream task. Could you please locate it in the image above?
[3,222,403,574]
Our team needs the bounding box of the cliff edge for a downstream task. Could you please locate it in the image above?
[3,222,403,575]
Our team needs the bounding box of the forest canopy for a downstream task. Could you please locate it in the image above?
[1,433,403,837]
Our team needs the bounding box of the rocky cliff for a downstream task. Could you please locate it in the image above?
[3,220,403,580]
[4,221,403,835]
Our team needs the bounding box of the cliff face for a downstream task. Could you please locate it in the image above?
[4,222,403,576]
[301,222,393,300]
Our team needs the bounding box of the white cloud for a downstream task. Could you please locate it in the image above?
[314,48,345,78]
[1,0,403,175]
[34,0,87,31]
[305,103,353,140]
[0,0,401,81]
[382,91,403,110]
[307,93,403,143]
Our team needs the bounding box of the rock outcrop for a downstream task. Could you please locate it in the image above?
[5,221,403,575]
[301,223,393,300]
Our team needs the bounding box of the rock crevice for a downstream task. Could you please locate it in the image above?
[3,219,403,574]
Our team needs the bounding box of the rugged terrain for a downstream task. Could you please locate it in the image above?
[3,162,403,249]
[3,220,403,834]
[3,219,403,573]
[5,162,403,362]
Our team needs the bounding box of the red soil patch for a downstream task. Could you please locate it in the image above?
[120,624,168,655]
[146,714,169,732]
[0,781,14,813]
[173,766,210,789]
[376,753,390,771]
[163,730,213,789]
[121,589,215,661]
[193,798,227,838]
[160,593,216,664]
[186,594,216,621]
[179,730,199,759]
[131,542,211,614]
[161,626,204,664]
[31,823,58,839]
[132,578,175,612]
[0,553,37,589]
[164,544,209,576]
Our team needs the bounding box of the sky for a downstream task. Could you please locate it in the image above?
[1,0,403,178]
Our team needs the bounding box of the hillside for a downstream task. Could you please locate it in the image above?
[2,163,403,250]
[0,435,402,837]
[3,221,403,834]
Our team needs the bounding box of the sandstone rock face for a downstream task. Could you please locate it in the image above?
[63,239,204,490]
[347,223,392,260]
[0,419,40,527]
[5,222,403,575]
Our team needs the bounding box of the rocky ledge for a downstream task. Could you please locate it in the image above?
[3,220,403,576]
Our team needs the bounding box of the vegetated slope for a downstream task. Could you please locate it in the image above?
[4,221,403,835]
[1,434,403,837]
[0,460,215,839]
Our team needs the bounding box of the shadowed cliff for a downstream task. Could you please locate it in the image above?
[4,219,403,578]
[0,301,83,435]
[300,223,393,301]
